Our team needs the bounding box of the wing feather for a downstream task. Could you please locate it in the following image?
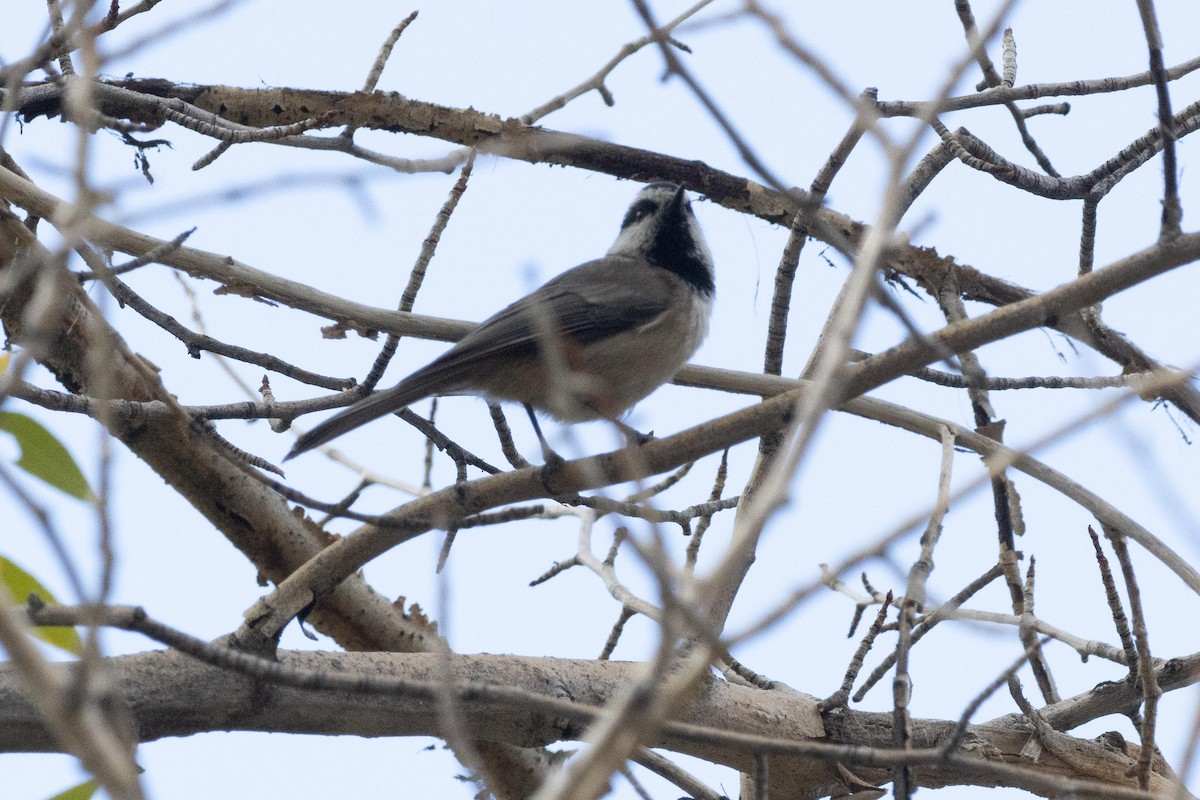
[442,256,674,363]
[286,256,676,459]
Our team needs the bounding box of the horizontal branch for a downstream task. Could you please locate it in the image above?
[241,229,1200,641]
[6,80,1198,422]
[0,639,1185,798]
[3,193,1197,623]
[875,53,1200,116]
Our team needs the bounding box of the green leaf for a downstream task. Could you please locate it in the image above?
[0,556,83,655]
[47,779,100,800]
[0,412,94,501]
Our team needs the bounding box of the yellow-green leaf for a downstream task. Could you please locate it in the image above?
[0,412,94,501]
[0,556,83,655]
[47,779,100,800]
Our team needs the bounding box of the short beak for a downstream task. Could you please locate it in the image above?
[667,185,687,218]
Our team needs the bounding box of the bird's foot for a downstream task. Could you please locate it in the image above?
[540,445,566,468]
[613,419,653,446]
[525,403,567,466]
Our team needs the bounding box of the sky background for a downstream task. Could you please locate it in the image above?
[2,1,1200,798]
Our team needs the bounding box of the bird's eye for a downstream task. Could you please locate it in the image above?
[621,199,658,228]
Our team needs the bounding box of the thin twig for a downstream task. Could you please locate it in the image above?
[361,153,476,393]
[598,607,635,660]
[941,636,1051,755]
[1088,526,1138,669]
[853,563,1003,702]
[762,98,871,382]
[1106,524,1163,789]
[361,11,419,93]
[822,591,893,710]
[631,747,725,800]
[489,402,532,470]
[954,0,1059,175]
[1133,0,1182,238]
[685,449,728,574]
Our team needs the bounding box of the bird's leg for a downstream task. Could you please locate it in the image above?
[524,404,564,465]
[611,417,654,446]
[585,398,654,446]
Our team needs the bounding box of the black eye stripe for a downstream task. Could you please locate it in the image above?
[621,199,660,228]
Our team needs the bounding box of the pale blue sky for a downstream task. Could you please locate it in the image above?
[3,2,1199,799]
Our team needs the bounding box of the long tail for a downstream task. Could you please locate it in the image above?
[284,380,431,461]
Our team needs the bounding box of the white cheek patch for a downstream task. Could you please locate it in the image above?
[607,215,659,257]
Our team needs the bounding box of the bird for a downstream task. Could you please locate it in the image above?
[284,182,715,462]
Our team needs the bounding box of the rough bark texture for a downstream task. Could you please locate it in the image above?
[1,649,1181,798]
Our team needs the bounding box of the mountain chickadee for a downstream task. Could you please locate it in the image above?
[285,182,715,461]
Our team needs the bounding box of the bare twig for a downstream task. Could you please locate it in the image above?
[632,747,725,800]
[853,564,1004,702]
[360,153,476,393]
[361,12,419,93]
[941,636,1051,755]
[1088,526,1139,669]
[822,591,893,710]
[1106,525,1163,789]
[1133,0,1182,238]
[685,449,729,574]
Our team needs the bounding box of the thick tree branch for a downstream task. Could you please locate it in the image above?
[0,646,1189,799]
[0,199,554,800]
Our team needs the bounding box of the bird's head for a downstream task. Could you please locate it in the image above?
[608,183,715,296]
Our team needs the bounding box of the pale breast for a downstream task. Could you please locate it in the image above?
[569,288,711,417]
